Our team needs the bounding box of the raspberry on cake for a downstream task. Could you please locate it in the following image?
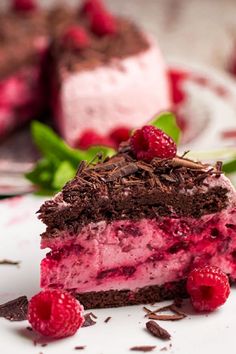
[38,128,236,309]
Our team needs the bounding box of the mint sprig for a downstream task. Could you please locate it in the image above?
[26,122,115,194]
[149,112,181,143]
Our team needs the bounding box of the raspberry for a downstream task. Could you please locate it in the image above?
[90,10,117,36]
[12,0,37,12]
[109,126,131,147]
[61,26,90,50]
[130,125,177,162]
[81,0,105,16]
[187,265,230,312]
[77,130,114,149]
[28,290,84,338]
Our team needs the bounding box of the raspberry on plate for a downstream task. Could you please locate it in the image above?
[28,290,84,338]
[187,265,230,312]
[130,125,177,162]
[61,26,90,50]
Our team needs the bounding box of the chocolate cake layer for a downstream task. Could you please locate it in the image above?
[38,153,228,238]
[74,280,187,309]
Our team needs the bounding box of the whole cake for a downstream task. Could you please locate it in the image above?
[0,0,170,144]
[38,125,236,309]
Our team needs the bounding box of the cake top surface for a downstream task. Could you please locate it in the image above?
[0,3,149,78]
[38,145,230,238]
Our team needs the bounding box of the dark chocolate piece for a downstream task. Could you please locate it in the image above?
[146,321,171,340]
[0,296,28,321]
[130,346,156,352]
[82,313,96,327]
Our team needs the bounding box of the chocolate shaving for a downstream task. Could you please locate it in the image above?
[0,259,20,266]
[104,316,111,323]
[74,346,86,350]
[146,321,171,340]
[82,313,96,327]
[172,156,207,170]
[130,346,156,352]
[147,313,184,321]
[105,163,139,182]
[26,326,33,331]
[143,303,186,320]
[0,296,28,321]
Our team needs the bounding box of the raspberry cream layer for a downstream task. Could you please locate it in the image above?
[53,37,170,147]
[41,208,236,294]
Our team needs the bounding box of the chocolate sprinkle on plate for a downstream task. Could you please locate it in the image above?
[82,313,96,327]
[146,321,171,340]
[74,346,86,350]
[104,316,112,323]
[0,259,20,266]
[130,346,156,352]
[0,296,28,321]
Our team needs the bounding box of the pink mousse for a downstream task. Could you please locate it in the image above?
[53,37,171,147]
[41,174,236,294]
[0,65,45,137]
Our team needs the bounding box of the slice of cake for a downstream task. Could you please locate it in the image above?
[0,2,48,138]
[50,0,170,147]
[39,125,236,309]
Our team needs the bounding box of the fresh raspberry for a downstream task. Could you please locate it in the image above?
[187,265,230,312]
[12,0,37,12]
[90,10,117,36]
[77,130,114,149]
[130,125,177,162]
[81,0,105,16]
[61,26,90,50]
[109,126,131,147]
[28,290,84,338]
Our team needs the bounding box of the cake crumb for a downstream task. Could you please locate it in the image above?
[104,316,111,323]
[130,346,156,352]
[82,313,96,327]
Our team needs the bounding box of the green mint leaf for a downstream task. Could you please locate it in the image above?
[222,159,236,174]
[52,161,76,190]
[25,158,57,189]
[149,112,181,143]
[31,121,87,167]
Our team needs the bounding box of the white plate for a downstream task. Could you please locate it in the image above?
[1,63,236,354]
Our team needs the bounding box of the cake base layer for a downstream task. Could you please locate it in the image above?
[75,280,187,309]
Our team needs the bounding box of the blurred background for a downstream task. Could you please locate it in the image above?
[1,0,236,71]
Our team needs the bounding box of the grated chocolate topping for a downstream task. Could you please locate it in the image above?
[38,152,229,239]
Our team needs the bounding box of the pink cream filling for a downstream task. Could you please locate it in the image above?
[0,65,45,137]
[41,208,236,293]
